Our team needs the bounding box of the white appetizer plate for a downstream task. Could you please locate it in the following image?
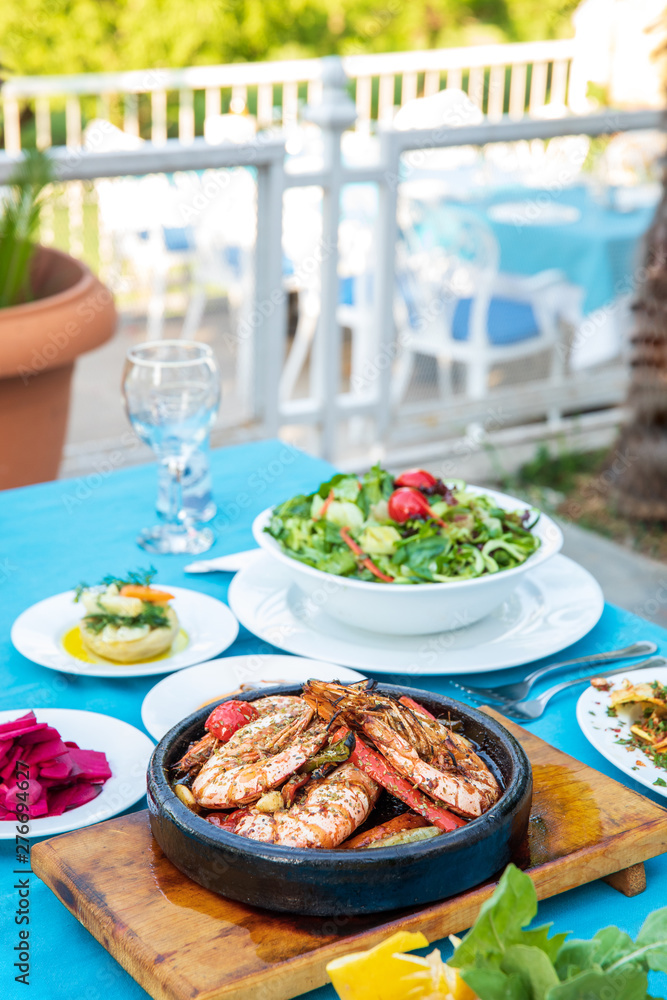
[11,587,239,678]
[0,708,154,838]
[577,662,667,799]
[141,653,366,740]
[227,553,604,675]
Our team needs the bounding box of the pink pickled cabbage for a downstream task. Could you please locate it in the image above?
[0,712,112,820]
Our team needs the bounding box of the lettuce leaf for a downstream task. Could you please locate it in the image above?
[449,865,541,969]
[451,865,667,1000]
[546,966,648,1000]
[636,908,667,974]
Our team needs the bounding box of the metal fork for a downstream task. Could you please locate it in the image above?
[481,655,666,721]
[452,641,657,705]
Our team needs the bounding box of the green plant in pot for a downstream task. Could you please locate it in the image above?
[0,148,117,489]
[0,149,55,308]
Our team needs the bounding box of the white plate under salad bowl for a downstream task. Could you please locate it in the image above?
[253,486,563,635]
[0,708,154,839]
[228,552,603,675]
[11,587,239,678]
[577,662,667,800]
[141,654,366,740]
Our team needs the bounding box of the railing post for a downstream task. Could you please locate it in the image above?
[303,56,357,460]
[255,152,286,438]
[373,128,400,446]
[3,96,22,154]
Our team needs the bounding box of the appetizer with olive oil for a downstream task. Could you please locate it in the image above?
[75,569,179,663]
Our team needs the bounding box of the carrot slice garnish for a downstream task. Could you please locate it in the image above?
[119,584,174,602]
[339,527,394,583]
[313,489,335,520]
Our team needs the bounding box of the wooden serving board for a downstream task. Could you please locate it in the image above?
[32,712,667,1000]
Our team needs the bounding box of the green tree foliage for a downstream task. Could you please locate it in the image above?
[0,0,576,77]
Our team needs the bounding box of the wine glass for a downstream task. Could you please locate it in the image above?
[122,340,221,554]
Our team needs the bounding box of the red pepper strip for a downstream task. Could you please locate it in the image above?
[314,489,335,520]
[399,695,436,720]
[281,772,311,807]
[332,727,467,832]
[206,808,248,832]
[339,527,394,584]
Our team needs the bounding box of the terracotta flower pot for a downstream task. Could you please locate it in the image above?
[0,246,117,489]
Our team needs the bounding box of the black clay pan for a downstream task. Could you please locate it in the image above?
[147,683,532,916]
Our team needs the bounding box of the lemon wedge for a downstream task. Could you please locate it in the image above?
[326,932,477,1000]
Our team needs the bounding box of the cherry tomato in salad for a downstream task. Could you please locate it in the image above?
[394,468,456,504]
[394,468,438,490]
[205,700,259,742]
[387,487,446,526]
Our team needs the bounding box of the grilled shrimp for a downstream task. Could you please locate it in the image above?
[193,722,328,808]
[175,695,306,776]
[192,696,315,804]
[303,680,500,819]
[231,760,380,848]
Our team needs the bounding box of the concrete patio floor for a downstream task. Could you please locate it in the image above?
[559,520,667,629]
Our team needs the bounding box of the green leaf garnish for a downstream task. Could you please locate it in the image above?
[81,604,169,634]
[447,864,667,1000]
[100,567,157,589]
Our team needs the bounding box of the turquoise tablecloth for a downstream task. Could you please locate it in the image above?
[1,439,666,999]
[416,184,654,315]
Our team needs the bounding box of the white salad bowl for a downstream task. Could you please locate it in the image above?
[252,486,563,636]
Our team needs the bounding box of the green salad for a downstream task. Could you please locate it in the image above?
[265,465,540,584]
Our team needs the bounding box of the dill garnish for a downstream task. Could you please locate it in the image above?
[74,567,157,602]
[82,604,169,634]
[101,567,157,590]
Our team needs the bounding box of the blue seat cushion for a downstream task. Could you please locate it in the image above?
[339,275,355,306]
[452,297,540,345]
[163,226,195,252]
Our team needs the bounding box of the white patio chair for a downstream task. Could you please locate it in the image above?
[279,186,378,405]
[394,88,484,130]
[482,104,590,189]
[391,205,569,406]
[175,167,256,339]
[94,171,198,338]
[204,113,257,145]
[394,89,483,173]
[279,187,325,402]
[87,121,204,338]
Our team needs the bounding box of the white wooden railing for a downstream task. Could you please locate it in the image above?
[0,57,660,465]
[1,39,579,153]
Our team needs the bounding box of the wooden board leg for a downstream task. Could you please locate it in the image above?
[602,862,647,897]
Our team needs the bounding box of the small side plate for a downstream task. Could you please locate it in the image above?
[577,663,667,799]
[141,654,366,740]
[11,587,239,678]
[0,708,154,839]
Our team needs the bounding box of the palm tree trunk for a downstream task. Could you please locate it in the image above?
[608,177,667,520]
